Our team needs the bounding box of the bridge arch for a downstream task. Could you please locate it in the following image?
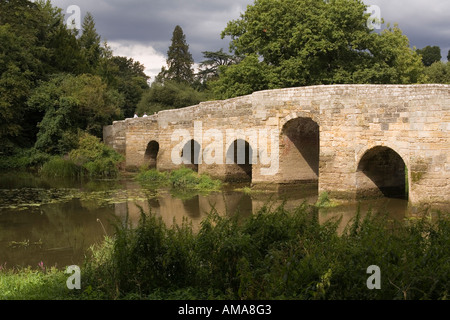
[181,139,201,172]
[279,117,320,183]
[280,112,320,129]
[356,146,408,199]
[144,140,159,169]
[225,139,254,182]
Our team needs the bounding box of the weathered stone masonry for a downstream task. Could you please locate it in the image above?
[103,84,450,208]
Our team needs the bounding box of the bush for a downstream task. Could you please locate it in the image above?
[0,148,50,171]
[83,204,450,300]
[40,157,81,178]
[136,168,222,197]
[69,132,124,178]
[38,132,124,179]
[135,168,169,185]
[169,168,221,191]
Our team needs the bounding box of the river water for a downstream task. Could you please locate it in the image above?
[0,172,410,270]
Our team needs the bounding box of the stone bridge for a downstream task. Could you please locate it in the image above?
[103,84,450,208]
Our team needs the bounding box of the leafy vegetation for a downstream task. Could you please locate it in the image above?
[425,61,450,84]
[416,45,442,67]
[136,80,209,116]
[40,157,81,179]
[0,0,147,169]
[136,168,222,194]
[40,132,124,178]
[0,266,77,300]
[2,204,448,300]
[315,191,339,208]
[213,0,427,98]
[81,206,450,300]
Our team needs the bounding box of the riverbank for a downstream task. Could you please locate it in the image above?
[1,203,449,300]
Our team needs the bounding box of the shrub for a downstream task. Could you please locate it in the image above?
[40,157,81,178]
[69,132,124,178]
[0,148,50,171]
[83,204,450,300]
[169,168,221,191]
[136,168,222,197]
[135,168,169,185]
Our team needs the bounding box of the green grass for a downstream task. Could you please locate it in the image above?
[0,267,80,300]
[40,157,81,179]
[136,167,222,194]
[315,191,339,208]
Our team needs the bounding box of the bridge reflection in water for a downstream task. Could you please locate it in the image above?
[113,181,408,234]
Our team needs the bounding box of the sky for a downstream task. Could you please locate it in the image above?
[48,0,450,80]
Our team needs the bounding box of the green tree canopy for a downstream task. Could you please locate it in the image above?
[136,80,207,116]
[214,0,425,99]
[27,74,123,154]
[158,25,194,84]
[416,46,442,67]
[80,12,102,72]
[98,54,150,118]
[196,49,243,84]
[0,0,49,151]
[0,1,151,155]
[424,61,450,84]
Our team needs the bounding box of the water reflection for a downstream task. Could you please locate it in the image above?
[0,173,412,269]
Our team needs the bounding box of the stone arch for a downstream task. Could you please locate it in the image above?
[225,139,253,182]
[279,117,320,182]
[144,140,159,169]
[280,112,320,130]
[181,139,201,172]
[356,146,408,199]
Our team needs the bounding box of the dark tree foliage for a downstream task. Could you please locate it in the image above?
[196,49,243,85]
[417,46,442,67]
[158,25,194,84]
[0,0,150,156]
[213,0,425,99]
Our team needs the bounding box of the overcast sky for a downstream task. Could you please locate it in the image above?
[48,0,450,80]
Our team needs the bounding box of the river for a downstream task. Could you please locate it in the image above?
[0,172,410,270]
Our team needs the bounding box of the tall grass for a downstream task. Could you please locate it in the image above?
[40,157,81,178]
[82,204,450,300]
[136,167,222,193]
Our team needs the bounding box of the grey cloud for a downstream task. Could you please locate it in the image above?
[52,0,450,65]
[52,0,252,61]
[367,0,450,58]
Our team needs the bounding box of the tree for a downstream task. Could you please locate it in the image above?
[98,53,150,118]
[416,46,442,67]
[80,12,102,72]
[217,0,425,98]
[158,25,194,84]
[108,56,150,118]
[28,74,123,154]
[447,50,450,62]
[424,61,450,84]
[136,80,207,116]
[0,0,47,152]
[210,54,276,99]
[0,0,150,157]
[196,49,242,85]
